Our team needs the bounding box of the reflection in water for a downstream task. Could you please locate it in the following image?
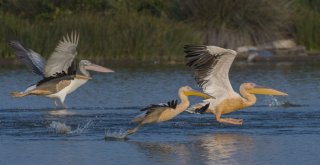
[130,133,254,165]
[196,133,254,165]
[48,109,76,115]
[132,141,192,165]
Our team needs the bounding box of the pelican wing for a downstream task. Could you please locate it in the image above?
[44,32,79,77]
[184,45,237,99]
[140,100,178,112]
[36,61,77,86]
[8,41,46,76]
[133,100,178,123]
[32,79,72,94]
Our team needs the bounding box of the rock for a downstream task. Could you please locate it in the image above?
[258,39,296,50]
[236,46,258,53]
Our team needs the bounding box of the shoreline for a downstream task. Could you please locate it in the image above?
[1,54,320,68]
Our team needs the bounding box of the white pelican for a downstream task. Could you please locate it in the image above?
[127,86,211,135]
[9,32,114,108]
[184,45,287,125]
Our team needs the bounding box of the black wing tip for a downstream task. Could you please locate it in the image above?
[184,44,207,51]
[167,99,178,109]
[184,44,208,57]
[36,71,74,86]
[7,40,22,48]
[184,44,206,48]
[7,41,30,54]
[140,99,178,111]
[140,104,160,111]
[7,40,16,45]
[194,103,210,114]
[140,107,150,111]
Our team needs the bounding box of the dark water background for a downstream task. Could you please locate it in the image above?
[0,64,320,165]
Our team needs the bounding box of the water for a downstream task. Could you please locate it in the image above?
[1,64,320,165]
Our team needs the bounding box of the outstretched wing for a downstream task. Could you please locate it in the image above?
[140,99,178,113]
[184,45,237,99]
[44,32,79,77]
[8,41,46,76]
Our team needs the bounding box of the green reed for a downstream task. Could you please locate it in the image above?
[0,9,201,62]
[292,0,320,51]
[1,0,320,62]
[176,0,291,49]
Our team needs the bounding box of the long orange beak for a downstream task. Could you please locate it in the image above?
[85,64,114,73]
[248,85,288,96]
[184,89,214,99]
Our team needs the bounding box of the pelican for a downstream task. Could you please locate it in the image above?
[9,32,114,108]
[184,45,287,125]
[126,86,211,135]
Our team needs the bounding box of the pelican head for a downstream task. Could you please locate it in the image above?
[180,86,213,99]
[79,60,114,73]
[242,83,287,96]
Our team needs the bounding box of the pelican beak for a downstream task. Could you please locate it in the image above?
[248,85,288,96]
[85,64,114,73]
[184,90,213,99]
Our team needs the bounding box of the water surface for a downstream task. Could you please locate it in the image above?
[0,64,320,165]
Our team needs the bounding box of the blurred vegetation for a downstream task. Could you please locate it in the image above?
[291,0,320,51]
[0,0,319,62]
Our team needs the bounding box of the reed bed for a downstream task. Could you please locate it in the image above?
[1,0,320,62]
[1,10,201,61]
[292,0,320,51]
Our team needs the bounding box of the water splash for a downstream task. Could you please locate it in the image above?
[268,96,282,107]
[266,96,302,108]
[49,121,71,134]
[104,128,128,140]
[49,120,93,135]
[70,120,94,134]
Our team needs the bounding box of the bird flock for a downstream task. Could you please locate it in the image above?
[7,32,288,138]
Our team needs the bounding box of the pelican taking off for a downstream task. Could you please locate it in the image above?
[9,32,114,108]
[184,45,287,125]
[126,86,211,136]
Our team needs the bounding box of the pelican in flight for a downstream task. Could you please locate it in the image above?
[9,32,113,108]
[126,86,211,135]
[184,45,287,125]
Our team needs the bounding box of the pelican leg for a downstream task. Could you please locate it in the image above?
[11,91,28,97]
[126,124,142,136]
[226,118,243,123]
[215,112,243,125]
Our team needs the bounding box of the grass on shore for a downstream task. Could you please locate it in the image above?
[2,0,320,62]
[1,9,201,61]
